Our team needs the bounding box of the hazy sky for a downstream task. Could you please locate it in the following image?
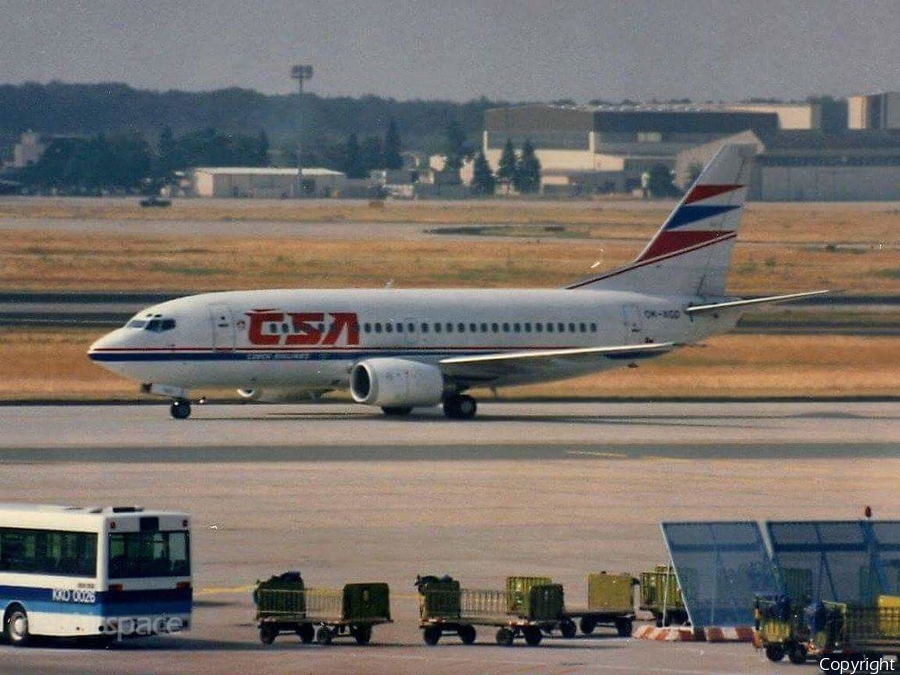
[2,1,897,102]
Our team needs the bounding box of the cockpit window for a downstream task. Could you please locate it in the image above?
[144,318,176,333]
[127,320,147,329]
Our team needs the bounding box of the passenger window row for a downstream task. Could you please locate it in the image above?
[360,321,598,335]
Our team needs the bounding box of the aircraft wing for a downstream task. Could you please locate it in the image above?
[685,290,829,315]
[438,343,675,382]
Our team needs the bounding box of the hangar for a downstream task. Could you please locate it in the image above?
[191,167,347,198]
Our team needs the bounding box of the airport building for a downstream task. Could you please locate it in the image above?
[677,129,900,201]
[482,105,781,194]
[190,167,347,198]
[848,92,900,130]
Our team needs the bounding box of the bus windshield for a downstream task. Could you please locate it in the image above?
[108,531,190,578]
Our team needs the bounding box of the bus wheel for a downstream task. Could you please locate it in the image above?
[5,606,30,647]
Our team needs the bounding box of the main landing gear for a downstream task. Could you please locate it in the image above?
[170,398,192,420]
[443,394,477,420]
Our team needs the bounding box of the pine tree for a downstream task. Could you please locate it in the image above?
[497,139,517,190]
[384,118,402,170]
[343,133,365,179]
[470,151,496,196]
[513,139,541,194]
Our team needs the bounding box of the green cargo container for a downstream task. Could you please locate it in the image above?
[588,572,635,613]
[639,565,688,626]
[506,576,552,615]
[342,583,391,623]
[527,584,564,622]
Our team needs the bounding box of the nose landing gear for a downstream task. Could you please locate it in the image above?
[170,399,192,420]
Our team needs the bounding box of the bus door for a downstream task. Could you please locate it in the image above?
[209,304,235,350]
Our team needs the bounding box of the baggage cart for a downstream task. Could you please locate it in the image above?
[639,565,689,626]
[754,595,900,664]
[557,572,638,638]
[417,575,563,646]
[254,573,391,646]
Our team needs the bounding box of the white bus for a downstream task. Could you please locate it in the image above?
[0,504,191,645]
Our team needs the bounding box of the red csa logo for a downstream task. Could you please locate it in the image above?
[245,310,360,346]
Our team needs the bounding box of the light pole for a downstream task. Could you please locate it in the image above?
[290,64,313,198]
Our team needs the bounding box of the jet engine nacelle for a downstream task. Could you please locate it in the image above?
[237,388,262,401]
[350,358,444,408]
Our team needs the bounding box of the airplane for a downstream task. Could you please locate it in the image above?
[88,144,826,421]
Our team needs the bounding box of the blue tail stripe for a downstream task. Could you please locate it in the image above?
[665,205,740,230]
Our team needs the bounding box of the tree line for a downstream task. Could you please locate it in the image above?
[14,121,405,192]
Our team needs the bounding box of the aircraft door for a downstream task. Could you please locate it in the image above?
[209,303,235,350]
[622,305,644,344]
[402,317,417,346]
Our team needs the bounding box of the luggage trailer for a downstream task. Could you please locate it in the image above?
[417,576,564,646]
[556,572,638,638]
[255,576,391,646]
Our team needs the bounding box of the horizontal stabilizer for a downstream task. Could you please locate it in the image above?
[685,290,830,315]
[440,342,675,365]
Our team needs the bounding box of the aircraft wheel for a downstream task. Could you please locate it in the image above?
[560,618,577,638]
[170,399,192,420]
[381,406,413,416]
[443,395,477,420]
[5,605,30,647]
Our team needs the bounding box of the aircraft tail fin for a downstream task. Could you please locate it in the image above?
[568,143,756,297]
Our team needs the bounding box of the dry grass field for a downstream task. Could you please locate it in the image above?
[1,327,894,401]
[1,229,898,294]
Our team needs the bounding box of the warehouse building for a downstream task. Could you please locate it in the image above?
[483,105,780,193]
[848,92,900,130]
[677,129,900,201]
[191,167,347,198]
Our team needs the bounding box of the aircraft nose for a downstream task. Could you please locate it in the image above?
[88,329,122,360]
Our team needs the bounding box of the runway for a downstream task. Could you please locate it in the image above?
[0,401,897,674]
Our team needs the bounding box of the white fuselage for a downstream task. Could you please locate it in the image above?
[88,287,737,394]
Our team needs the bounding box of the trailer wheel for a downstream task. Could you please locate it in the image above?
[457,625,476,645]
[296,623,315,644]
[765,644,785,662]
[316,627,333,645]
[495,627,515,646]
[615,617,633,637]
[259,624,277,645]
[423,625,441,646]
[787,643,807,664]
[353,625,372,645]
[523,626,543,646]
[578,617,595,635]
[560,618,577,638]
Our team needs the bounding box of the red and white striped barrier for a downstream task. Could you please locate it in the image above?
[632,625,700,641]
[703,626,755,642]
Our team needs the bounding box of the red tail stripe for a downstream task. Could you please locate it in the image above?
[638,230,731,261]
[684,184,744,204]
